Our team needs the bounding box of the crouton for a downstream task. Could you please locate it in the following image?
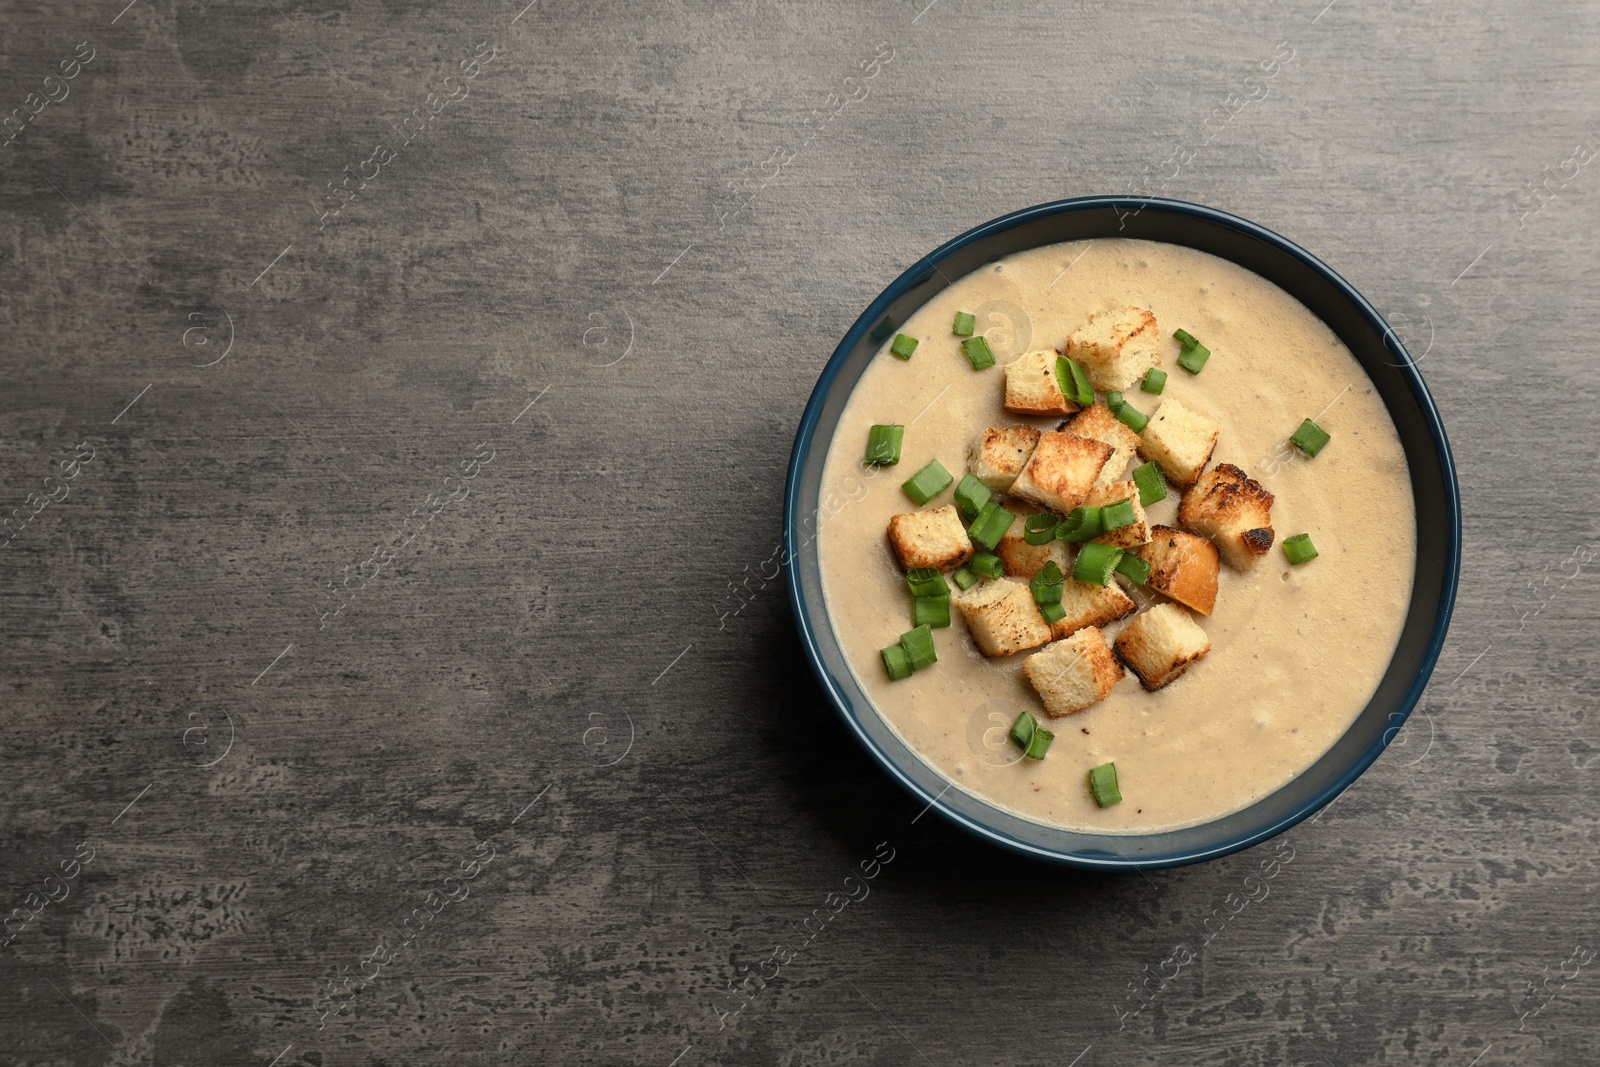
[1066,306,1162,391]
[1004,350,1078,417]
[1084,480,1151,551]
[1007,431,1112,515]
[1177,463,1275,571]
[1049,573,1136,641]
[886,505,974,572]
[1138,397,1220,488]
[1114,603,1211,690]
[1062,402,1141,485]
[1135,525,1220,615]
[1024,626,1124,717]
[969,425,1041,494]
[995,507,1069,579]
[955,578,1053,657]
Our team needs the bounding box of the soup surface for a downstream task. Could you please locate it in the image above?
[817,238,1416,833]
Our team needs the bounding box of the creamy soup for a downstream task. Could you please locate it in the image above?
[817,238,1416,833]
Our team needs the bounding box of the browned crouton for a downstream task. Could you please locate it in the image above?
[1063,402,1141,485]
[886,505,974,572]
[1024,626,1125,717]
[1084,480,1152,551]
[1066,306,1162,391]
[1177,463,1275,571]
[1049,574,1137,641]
[1004,350,1078,417]
[1138,397,1220,488]
[955,578,1053,657]
[1007,431,1113,515]
[1136,525,1220,615]
[969,425,1041,494]
[1113,603,1212,690]
[995,508,1069,579]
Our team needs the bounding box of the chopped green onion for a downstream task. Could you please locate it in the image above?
[1115,401,1150,433]
[961,336,995,370]
[1039,601,1067,624]
[1141,368,1167,394]
[1055,355,1094,406]
[890,333,919,360]
[1055,505,1104,543]
[1290,418,1331,457]
[1100,498,1136,532]
[1115,552,1151,585]
[1010,711,1055,760]
[1173,329,1199,348]
[913,595,951,628]
[1073,542,1123,586]
[1088,762,1122,807]
[901,459,953,505]
[881,643,913,680]
[1106,390,1124,413]
[864,424,904,466]
[950,565,978,591]
[900,623,937,671]
[1175,329,1211,374]
[952,311,976,337]
[953,473,991,521]
[1030,560,1066,605]
[1131,461,1167,506]
[1023,513,1058,546]
[969,552,1004,579]
[905,568,950,597]
[1283,533,1319,564]
[967,501,1015,551]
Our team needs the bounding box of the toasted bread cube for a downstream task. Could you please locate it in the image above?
[1024,626,1124,717]
[955,578,1053,657]
[1177,463,1275,571]
[1066,306,1162,391]
[995,507,1069,579]
[1004,350,1078,417]
[1138,397,1220,488]
[1049,573,1136,641]
[1084,480,1151,551]
[886,505,974,572]
[1136,525,1220,615]
[969,425,1041,494]
[1007,431,1112,515]
[1114,603,1212,690]
[1063,402,1141,485]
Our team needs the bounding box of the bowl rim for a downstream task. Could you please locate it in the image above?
[783,195,1462,869]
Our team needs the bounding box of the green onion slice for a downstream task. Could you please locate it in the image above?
[913,595,951,629]
[961,336,996,370]
[1290,418,1331,457]
[1099,498,1136,532]
[905,568,950,598]
[881,643,913,680]
[953,473,991,521]
[1115,552,1151,585]
[1088,762,1122,807]
[1023,513,1058,546]
[1039,601,1067,624]
[1055,505,1104,543]
[967,501,1015,551]
[1115,402,1150,433]
[1173,329,1199,348]
[900,623,937,670]
[1177,341,1210,374]
[1106,390,1124,413]
[1010,711,1036,750]
[1030,560,1066,605]
[890,333,919,360]
[952,311,976,337]
[969,552,1004,579]
[1073,542,1123,586]
[1131,461,1167,506]
[1283,533,1319,564]
[901,459,953,505]
[1025,725,1055,760]
[950,565,978,591]
[1055,355,1094,406]
[1141,368,1167,394]
[864,424,904,466]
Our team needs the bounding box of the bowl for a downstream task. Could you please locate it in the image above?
[783,196,1460,870]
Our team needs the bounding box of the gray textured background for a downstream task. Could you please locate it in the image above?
[1,0,1596,1064]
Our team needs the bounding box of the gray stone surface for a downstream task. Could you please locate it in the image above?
[0,0,1596,1063]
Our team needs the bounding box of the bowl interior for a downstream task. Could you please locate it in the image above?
[784,197,1460,869]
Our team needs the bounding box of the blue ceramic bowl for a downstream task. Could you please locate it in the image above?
[783,196,1460,870]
